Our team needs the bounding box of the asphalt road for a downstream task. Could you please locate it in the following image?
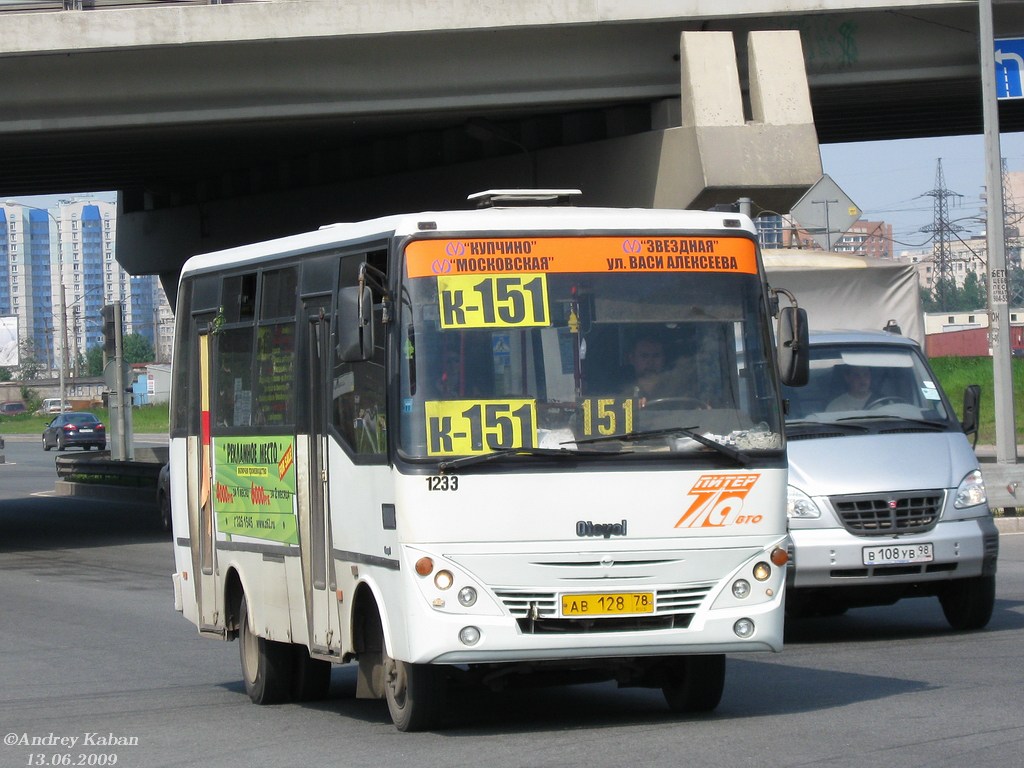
[1,436,1022,768]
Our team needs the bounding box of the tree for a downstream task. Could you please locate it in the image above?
[922,274,989,313]
[920,286,939,313]
[0,367,10,383]
[122,333,155,365]
[930,276,960,312]
[960,271,987,311]
[86,345,104,377]
[16,339,45,381]
[1008,264,1024,307]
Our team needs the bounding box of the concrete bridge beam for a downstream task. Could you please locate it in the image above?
[123,29,823,300]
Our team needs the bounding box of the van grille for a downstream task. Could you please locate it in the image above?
[830,491,943,535]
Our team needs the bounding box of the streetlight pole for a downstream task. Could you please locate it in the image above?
[979,0,1017,464]
[4,199,68,410]
[59,283,68,412]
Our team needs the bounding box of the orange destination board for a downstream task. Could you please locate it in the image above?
[405,236,757,278]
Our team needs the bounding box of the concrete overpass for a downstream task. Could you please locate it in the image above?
[2,0,1023,300]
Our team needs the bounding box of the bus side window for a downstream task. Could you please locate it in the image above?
[331,254,387,460]
[215,327,254,428]
[252,267,298,427]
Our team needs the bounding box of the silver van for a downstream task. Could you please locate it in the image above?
[782,330,999,629]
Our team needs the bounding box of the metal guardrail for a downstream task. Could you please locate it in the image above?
[55,452,163,486]
[0,0,259,14]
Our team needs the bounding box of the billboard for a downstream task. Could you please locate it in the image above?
[0,316,18,367]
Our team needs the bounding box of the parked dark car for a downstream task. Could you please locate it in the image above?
[42,412,107,451]
[1,401,27,415]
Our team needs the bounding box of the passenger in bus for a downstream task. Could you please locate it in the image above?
[216,360,234,427]
[424,340,486,399]
[434,349,464,398]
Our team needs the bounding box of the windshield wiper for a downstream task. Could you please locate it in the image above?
[785,419,871,434]
[437,445,628,473]
[836,414,947,430]
[572,426,750,465]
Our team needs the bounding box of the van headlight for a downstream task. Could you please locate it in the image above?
[787,486,819,519]
[954,469,987,509]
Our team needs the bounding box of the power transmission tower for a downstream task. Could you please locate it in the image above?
[1001,158,1024,306]
[921,158,964,310]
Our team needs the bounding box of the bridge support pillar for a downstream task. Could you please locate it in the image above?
[542,30,822,215]
[670,29,823,213]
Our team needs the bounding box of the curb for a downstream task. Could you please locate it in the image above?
[995,516,1024,534]
[54,479,157,509]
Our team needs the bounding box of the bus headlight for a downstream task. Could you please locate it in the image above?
[459,626,481,646]
[733,618,755,638]
[457,586,477,607]
[433,570,454,590]
[732,579,751,599]
[752,562,772,581]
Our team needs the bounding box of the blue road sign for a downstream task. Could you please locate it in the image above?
[996,37,1024,100]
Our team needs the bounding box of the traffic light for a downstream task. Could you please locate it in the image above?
[101,303,117,355]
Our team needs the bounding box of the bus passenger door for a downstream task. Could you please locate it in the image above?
[191,328,222,632]
[302,300,341,656]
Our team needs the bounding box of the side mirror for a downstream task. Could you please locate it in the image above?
[961,384,981,446]
[777,305,809,387]
[336,285,375,362]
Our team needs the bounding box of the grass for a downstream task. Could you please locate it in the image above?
[2,359,1023,445]
[0,403,171,435]
[927,356,1024,446]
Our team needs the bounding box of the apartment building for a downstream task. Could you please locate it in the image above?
[1,197,172,374]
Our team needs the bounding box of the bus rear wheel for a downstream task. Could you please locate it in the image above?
[383,653,445,731]
[291,646,332,701]
[662,654,726,713]
[238,595,293,704]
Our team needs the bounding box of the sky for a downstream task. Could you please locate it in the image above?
[819,130,1024,253]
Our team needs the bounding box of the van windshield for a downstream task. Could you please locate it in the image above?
[782,343,954,430]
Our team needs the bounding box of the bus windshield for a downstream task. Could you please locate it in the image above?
[396,234,783,461]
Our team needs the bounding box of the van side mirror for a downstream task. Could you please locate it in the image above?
[777,306,809,387]
[961,384,981,446]
[337,285,374,362]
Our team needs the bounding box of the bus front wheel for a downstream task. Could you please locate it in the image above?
[238,595,293,704]
[662,654,726,713]
[383,653,445,731]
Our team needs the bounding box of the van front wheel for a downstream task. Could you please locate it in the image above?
[939,575,995,631]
